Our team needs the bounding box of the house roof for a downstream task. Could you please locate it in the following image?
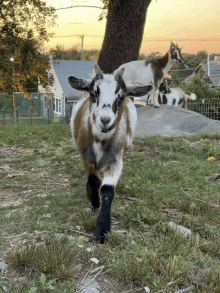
[195,62,220,87]
[52,60,97,98]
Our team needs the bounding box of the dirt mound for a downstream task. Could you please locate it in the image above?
[135,105,220,137]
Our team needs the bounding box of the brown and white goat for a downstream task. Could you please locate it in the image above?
[68,65,153,243]
[114,42,183,108]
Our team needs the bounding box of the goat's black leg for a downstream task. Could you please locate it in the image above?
[86,173,101,212]
[95,184,114,243]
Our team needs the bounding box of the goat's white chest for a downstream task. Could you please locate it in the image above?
[93,141,103,165]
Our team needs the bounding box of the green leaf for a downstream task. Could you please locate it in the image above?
[39,273,46,286]
[29,288,38,293]
[47,279,56,286]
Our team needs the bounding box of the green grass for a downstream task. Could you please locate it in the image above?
[0,124,220,292]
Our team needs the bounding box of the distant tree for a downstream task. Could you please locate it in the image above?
[196,50,208,63]
[0,0,57,97]
[145,51,162,60]
[138,54,146,60]
[50,44,81,60]
[98,0,152,73]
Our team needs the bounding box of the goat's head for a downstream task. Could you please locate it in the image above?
[68,65,153,134]
[159,79,171,94]
[169,42,183,63]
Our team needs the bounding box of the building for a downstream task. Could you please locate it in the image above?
[184,56,220,87]
[38,58,97,119]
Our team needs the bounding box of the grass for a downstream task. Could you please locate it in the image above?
[0,124,220,292]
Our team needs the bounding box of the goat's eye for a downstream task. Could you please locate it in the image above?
[119,94,125,100]
[90,92,96,103]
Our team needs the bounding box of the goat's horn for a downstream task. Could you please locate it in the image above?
[115,68,125,79]
[94,64,103,79]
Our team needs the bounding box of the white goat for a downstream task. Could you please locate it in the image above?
[147,87,197,109]
[114,42,183,108]
[68,65,152,243]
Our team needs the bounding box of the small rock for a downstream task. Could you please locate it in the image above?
[83,238,90,242]
[116,229,127,234]
[86,247,95,253]
[79,277,99,293]
[210,173,220,180]
[169,222,192,237]
[173,287,193,293]
[144,286,150,292]
[0,262,8,271]
[90,258,99,264]
[125,197,136,201]
[191,267,208,288]
[74,263,83,271]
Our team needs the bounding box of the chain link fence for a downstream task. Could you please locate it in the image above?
[187,98,220,121]
[0,106,66,126]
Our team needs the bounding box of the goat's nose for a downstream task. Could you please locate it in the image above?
[100,116,111,125]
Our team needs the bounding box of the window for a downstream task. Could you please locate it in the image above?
[54,97,62,115]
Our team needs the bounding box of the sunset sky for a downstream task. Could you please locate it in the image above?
[44,0,220,55]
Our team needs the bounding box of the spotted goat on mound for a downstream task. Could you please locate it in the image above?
[114,42,183,108]
[146,81,197,109]
[68,65,153,243]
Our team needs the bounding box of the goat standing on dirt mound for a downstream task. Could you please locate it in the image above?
[68,65,153,243]
[114,42,183,108]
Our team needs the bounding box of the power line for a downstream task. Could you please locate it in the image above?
[55,5,103,11]
[51,34,220,42]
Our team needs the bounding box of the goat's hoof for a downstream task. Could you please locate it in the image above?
[154,104,161,108]
[95,235,106,244]
[92,206,99,213]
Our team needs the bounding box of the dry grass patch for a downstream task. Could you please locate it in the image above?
[5,235,79,280]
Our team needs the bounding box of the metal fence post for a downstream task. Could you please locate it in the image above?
[48,106,50,124]
[30,109,32,125]
[16,108,18,125]
[2,108,6,125]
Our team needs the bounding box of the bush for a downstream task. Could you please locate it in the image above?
[181,76,220,120]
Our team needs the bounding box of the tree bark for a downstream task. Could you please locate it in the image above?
[98,0,152,74]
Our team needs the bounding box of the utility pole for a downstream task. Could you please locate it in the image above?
[78,34,84,59]
[10,57,17,125]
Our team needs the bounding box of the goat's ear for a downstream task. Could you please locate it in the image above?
[115,68,125,80]
[94,65,103,80]
[68,76,92,92]
[126,84,153,97]
[170,41,175,50]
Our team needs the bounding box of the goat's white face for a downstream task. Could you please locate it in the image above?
[169,42,183,63]
[89,75,125,133]
[68,65,153,133]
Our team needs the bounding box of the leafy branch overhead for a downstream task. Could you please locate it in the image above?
[0,0,57,97]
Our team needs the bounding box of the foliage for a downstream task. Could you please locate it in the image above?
[182,75,220,100]
[49,44,81,60]
[0,0,57,97]
[49,44,101,61]
[181,75,220,120]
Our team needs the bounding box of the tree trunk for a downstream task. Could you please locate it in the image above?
[98,0,152,74]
